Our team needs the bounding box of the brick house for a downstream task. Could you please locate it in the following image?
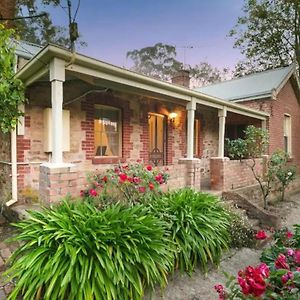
[1,43,269,204]
[196,65,300,174]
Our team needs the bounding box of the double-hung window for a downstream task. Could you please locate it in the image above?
[94,105,122,157]
[284,114,292,155]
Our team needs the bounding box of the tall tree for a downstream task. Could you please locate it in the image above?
[229,0,300,77]
[126,43,229,86]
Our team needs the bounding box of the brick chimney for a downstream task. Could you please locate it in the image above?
[171,69,190,88]
[0,0,17,28]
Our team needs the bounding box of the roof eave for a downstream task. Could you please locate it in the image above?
[15,44,269,120]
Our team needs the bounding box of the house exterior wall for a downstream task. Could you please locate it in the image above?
[241,80,300,172]
[20,89,202,202]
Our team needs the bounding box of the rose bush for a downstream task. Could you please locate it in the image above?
[80,162,169,205]
[216,225,300,299]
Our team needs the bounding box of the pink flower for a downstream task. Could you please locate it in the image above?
[138,186,146,193]
[146,165,152,171]
[296,267,300,272]
[114,167,120,174]
[255,230,267,240]
[133,177,141,184]
[281,271,294,284]
[89,189,97,197]
[155,174,164,184]
[214,284,226,300]
[287,248,295,256]
[286,231,294,239]
[294,250,300,264]
[275,254,290,270]
[80,190,85,197]
[258,263,270,278]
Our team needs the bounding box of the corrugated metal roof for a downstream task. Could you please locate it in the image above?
[13,40,43,60]
[194,65,294,102]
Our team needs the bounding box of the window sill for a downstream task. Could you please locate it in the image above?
[92,157,126,164]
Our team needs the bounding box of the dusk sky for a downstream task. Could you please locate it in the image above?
[48,0,245,70]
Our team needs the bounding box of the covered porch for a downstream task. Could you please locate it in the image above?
[14,44,269,203]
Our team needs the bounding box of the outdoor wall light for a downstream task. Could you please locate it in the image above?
[169,112,178,123]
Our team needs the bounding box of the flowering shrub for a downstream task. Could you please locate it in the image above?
[81,163,169,204]
[215,225,300,299]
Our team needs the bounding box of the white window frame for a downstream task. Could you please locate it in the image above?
[94,104,122,157]
[283,114,292,155]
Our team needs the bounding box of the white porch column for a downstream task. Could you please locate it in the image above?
[186,98,196,159]
[218,107,227,157]
[50,58,65,164]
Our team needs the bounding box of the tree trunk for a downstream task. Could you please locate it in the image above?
[0,0,17,28]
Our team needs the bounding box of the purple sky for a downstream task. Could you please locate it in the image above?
[48,0,245,70]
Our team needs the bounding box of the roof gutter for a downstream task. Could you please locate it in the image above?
[16,44,269,119]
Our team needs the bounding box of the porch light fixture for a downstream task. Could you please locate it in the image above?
[169,112,178,123]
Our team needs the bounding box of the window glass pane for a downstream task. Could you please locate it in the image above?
[94,106,120,156]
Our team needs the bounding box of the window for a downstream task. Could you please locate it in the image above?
[284,114,292,155]
[94,105,121,157]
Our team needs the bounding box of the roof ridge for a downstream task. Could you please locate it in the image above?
[196,64,293,90]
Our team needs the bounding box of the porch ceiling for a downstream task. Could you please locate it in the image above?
[16,43,269,121]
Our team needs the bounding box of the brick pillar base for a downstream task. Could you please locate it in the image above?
[39,164,78,204]
[210,157,229,191]
[178,158,201,190]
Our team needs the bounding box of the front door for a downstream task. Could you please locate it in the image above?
[148,113,166,166]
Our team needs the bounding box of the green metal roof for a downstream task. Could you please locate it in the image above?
[14,40,43,60]
[195,65,295,102]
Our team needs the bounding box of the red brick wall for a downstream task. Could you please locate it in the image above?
[211,157,265,191]
[241,80,300,171]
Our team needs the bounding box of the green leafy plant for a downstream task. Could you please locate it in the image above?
[4,200,175,300]
[0,25,25,133]
[149,189,231,273]
[270,150,296,201]
[82,162,169,205]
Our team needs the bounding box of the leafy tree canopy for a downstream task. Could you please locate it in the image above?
[230,0,300,77]
[0,24,25,133]
[126,43,229,86]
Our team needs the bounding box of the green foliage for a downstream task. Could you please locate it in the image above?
[270,150,296,201]
[82,163,169,205]
[0,24,25,133]
[149,189,231,273]
[126,43,230,85]
[226,125,269,160]
[5,200,174,300]
[229,0,300,77]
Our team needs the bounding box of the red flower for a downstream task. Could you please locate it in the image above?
[89,189,98,197]
[149,183,154,190]
[255,230,267,240]
[155,174,164,184]
[294,250,300,264]
[127,177,134,183]
[102,176,108,183]
[275,254,290,270]
[286,231,294,239]
[114,167,120,174]
[119,173,128,182]
[80,190,85,197]
[146,165,152,171]
[138,186,146,193]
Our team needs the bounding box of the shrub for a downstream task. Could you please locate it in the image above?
[5,200,174,300]
[149,189,231,273]
[225,207,255,249]
[216,225,300,299]
[82,162,169,205]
